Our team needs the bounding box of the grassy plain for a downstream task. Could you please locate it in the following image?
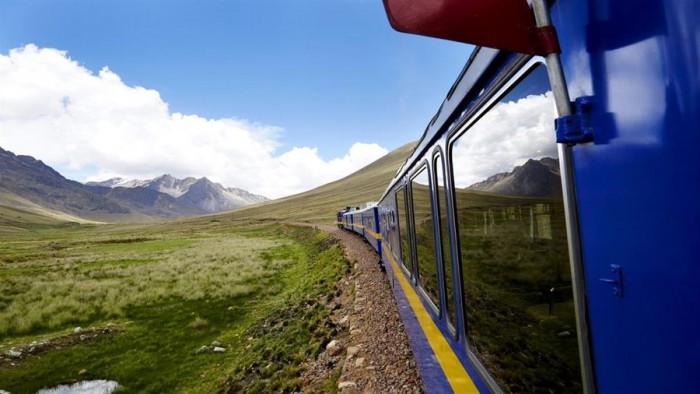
[0,220,348,393]
[0,142,413,392]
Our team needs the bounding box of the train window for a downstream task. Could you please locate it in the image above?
[449,64,583,392]
[388,210,399,257]
[410,166,440,309]
[395,187,412,272]
[434,153,455,327]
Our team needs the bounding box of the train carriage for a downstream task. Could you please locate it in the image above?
[341,205,383,256]
[341,0,700,392]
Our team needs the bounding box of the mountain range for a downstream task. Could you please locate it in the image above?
[86,175,268,212]
[0,146,268,222]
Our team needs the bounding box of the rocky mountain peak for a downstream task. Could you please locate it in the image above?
[467,157,562,197]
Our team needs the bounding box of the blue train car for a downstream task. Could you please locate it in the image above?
[340,205,383,256]
[341,0,699,392]
[336,207,351,228]
[340,207,354,231]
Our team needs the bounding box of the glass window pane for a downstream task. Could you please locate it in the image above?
[435,155,455,326]
[395,188,411,270]
[450,65,583,392]
[389,210,400,258]
[411,167,440,308]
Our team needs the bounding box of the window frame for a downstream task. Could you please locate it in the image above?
[394,185,414,279]
[432,148,457,336]
[407,161,441,316]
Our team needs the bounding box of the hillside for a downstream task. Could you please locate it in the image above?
[200,141,416,224]
[0,147,136,223]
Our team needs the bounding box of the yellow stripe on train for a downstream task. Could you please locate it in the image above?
[382,244,478,393]
[364,228,382,240]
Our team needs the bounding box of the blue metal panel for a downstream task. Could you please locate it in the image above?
[554,0,700,391]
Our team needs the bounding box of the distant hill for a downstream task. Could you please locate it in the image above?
[87,174,269,212]
[467,157,562,197]
[196,142,417,224]
[0,146,132,223]
[0,146,269,224]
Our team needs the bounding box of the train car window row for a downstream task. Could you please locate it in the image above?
[449,63,583,392]
[373,61,589,393]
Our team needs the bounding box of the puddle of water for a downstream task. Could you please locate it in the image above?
[35,380,118,394]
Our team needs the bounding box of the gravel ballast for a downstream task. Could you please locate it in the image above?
[301,224,423,393]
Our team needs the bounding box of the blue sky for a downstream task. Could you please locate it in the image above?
[0,0,473,198]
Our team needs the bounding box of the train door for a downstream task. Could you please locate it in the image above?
[557,1,700,390]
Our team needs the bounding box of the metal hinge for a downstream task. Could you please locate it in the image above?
[555,96,595,144]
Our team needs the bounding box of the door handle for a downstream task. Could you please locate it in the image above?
[598,264,623,297]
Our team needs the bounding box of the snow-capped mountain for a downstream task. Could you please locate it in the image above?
[87,174,269,212]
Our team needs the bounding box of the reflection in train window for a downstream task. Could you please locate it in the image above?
[450,64,583,392]
[410,166,440,309]
[434,154,455,327]
[395,187,411,271]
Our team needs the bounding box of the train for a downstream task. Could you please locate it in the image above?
[338,0,699,392]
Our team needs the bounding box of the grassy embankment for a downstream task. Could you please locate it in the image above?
[0,143,415,392]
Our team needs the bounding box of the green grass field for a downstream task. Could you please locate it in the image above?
[0,221,348,393]
[0,142,413,393]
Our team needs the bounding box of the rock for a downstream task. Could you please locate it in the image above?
[195,345,211,354]
[338,381,357,390]
[78,369,87,375]
[211,341,222,347]
[73,327,83,333]
[346,345,360,357]
[355,357,365,367]
[326,340,342,356]
[80,335,87,341]
[5,349,21,359]
[558,330,572,337]
[213,347,226,352]
[350,329,362,336]
[338,315,349,326]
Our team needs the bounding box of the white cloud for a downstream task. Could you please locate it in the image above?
[451,91,557,188]
[0,45,388,199]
